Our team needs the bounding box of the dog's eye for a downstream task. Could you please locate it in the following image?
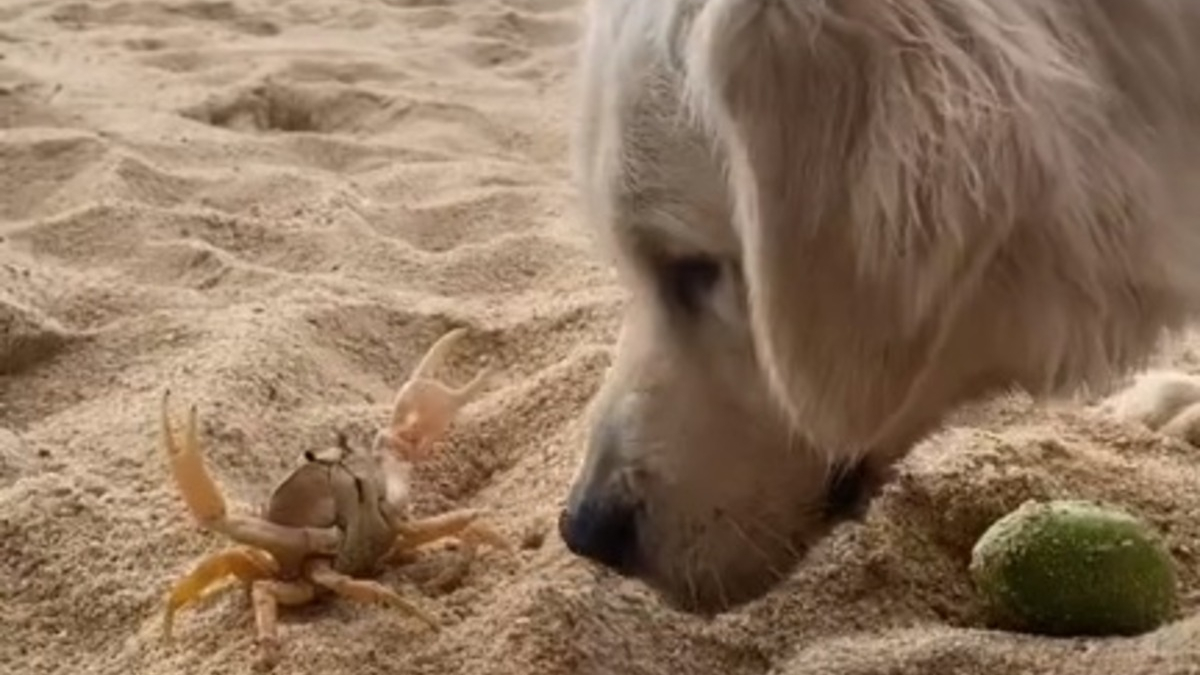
[660,255,721,314]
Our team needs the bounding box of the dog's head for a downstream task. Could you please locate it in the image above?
[559,292,879,613]
[556,3,890,614]
[558,0,1184,615]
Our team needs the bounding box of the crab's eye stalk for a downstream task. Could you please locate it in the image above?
[305,436,352,465]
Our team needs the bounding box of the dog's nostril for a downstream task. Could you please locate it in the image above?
[558,499,638,574]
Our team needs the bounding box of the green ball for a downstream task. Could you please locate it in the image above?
[969,499,1179,637]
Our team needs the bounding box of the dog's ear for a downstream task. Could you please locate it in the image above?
[677,0,1117,455]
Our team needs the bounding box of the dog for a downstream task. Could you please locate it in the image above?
[557,0,1200,616]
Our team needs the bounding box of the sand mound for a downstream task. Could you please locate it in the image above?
[1,1,1197,674]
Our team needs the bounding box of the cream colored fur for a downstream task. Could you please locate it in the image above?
[567,0,1200,613]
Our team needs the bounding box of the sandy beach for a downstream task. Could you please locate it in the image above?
[2,1,1199,674]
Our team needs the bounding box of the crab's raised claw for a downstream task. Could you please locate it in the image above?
[161,390,342,559]
[162,546,279,641]
[382,329,492,461]
[162,390,227,524]
[306,559,440,631]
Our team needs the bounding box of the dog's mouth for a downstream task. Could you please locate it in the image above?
[635,463,887,617]
[821,458,885,524]
[641,550,811,617]
[560,458,891,617]
[557,505,760,615]
[628,516,813,617]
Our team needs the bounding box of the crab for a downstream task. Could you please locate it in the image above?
[157,328,511,668]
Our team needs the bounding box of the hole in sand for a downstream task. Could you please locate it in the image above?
[179,79,398,134]
[0,296,76,377]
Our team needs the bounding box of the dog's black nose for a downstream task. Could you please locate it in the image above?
[558,499,638,573]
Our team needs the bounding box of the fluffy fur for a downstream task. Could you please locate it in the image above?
[564,0,1200,614]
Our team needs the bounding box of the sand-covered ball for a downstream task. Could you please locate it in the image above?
[969,499,1178,637]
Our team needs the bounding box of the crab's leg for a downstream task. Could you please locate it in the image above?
[386,509,482,560]
[162,546,278,641]
[378,328,492,461]
[456,521,511,551]
[305,558,440,631]
[161,391,342,558]
[387,514,511,593]
[251,579,316,671]
[385,509,511,561]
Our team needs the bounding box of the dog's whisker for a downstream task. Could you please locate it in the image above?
[718,512,790,583]
[706,563,732,614]
[751,513,809,567]
[683,552,701,613]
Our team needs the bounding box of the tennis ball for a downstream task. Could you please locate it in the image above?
[969,499,1178,637]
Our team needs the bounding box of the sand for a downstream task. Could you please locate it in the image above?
[1,1,1198,674]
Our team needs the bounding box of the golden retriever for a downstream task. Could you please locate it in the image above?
[558,0,1200,615]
